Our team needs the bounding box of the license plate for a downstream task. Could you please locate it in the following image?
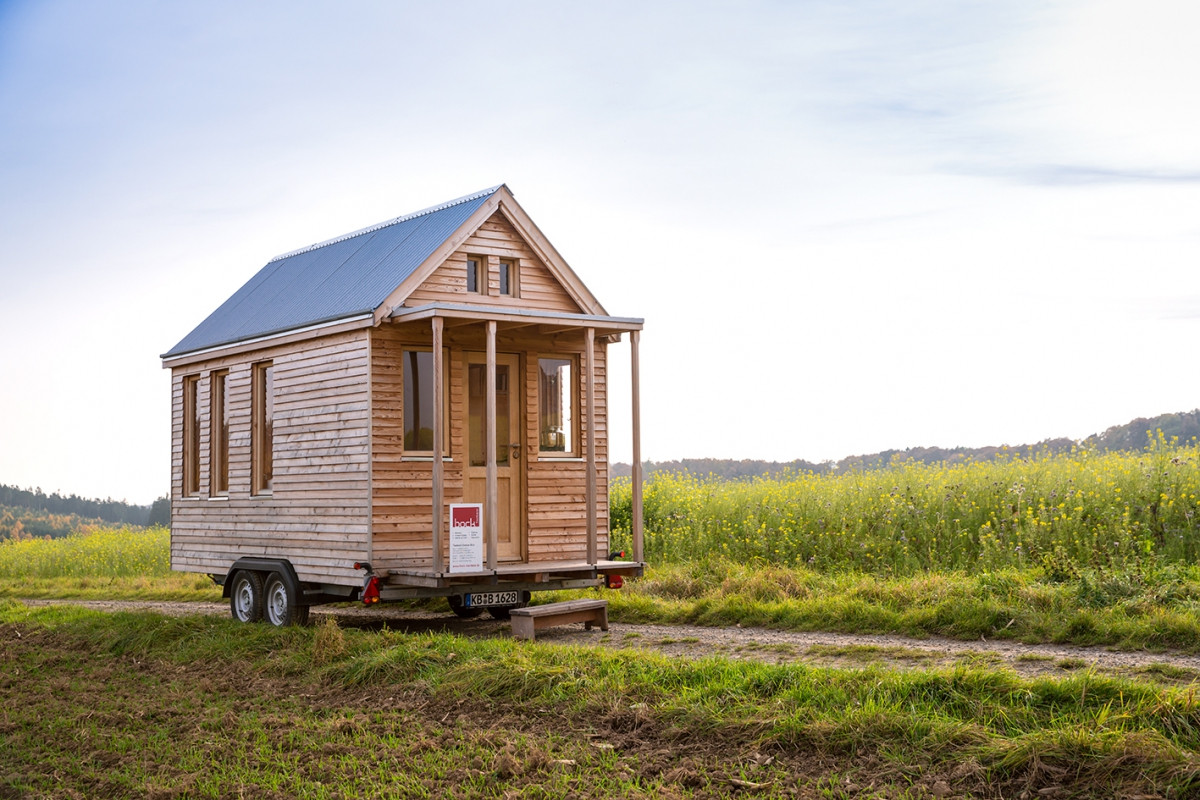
[464,590,519,608]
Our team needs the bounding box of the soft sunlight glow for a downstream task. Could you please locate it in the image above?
[1,0,1198,503]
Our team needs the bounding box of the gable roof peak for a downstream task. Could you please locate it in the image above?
[268,184,507,264]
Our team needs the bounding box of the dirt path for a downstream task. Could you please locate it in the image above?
[18,598,1200,682]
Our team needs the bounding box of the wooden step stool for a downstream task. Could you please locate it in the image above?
[509,599,609,641]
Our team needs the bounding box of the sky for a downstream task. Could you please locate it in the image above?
[2,0,1199,505]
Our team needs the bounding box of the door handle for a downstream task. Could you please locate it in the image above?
[509,442,521,460]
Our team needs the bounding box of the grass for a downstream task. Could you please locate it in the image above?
[10,526,1200,651]
[3,600,1199,798]
[566,557,1200,651]
[610,432,1200,575]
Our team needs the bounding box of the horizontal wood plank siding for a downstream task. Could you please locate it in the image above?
[370,323,608,571]
[406,212,583,313]
[170,330,372,585]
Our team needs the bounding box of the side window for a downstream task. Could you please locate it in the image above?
[182,375,201,496]
[252,361,273,495]
[402,349,449,454]
[538,356,576,456]
[211,370,230,497]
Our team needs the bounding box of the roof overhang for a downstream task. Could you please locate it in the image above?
[388,302,643,333]
[160,312,375,368]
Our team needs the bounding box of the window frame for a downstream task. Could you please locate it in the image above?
[465,254,485,295]
[498,258,518,297]
[182,374,202,497]
[537,354,579,458]
[401,346,451,459]
[210,369,230,498]
[251,361,274,496]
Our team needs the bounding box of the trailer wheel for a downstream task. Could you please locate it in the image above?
[486,600,528,621]
[447,595,483,619]
[229,570,264,623]
[263,573,309,626]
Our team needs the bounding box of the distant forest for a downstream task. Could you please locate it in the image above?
[0,484,168,538]
[612,409,1200,479]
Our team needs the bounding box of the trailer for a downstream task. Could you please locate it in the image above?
[161,185,645,625]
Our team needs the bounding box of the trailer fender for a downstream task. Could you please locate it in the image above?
[222,557,303,605]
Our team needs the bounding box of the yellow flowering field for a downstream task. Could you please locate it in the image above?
[611,433,1200,575]
[0,525,170,579]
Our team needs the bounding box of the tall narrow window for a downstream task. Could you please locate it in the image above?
[183,375,201,496]
[403,349,448,454]
[538,357,576,455]
[466,255,483,294]
[498,259,515,296]
[252,361,273,495]
[211,370,229,496]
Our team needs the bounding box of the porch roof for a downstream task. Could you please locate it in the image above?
[388,301,643,333]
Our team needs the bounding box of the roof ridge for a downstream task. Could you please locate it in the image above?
[267,184,504,263]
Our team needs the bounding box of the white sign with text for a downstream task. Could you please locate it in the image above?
[448,503,483,573]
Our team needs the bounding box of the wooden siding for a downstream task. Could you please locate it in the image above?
[405,212,584,313]
[370,323,608,571]
[170,330,371,585]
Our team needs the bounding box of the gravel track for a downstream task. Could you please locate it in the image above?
[18,598,1200,681]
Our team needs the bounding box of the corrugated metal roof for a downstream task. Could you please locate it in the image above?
[162,185,502,358]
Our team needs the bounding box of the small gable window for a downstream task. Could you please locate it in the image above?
[466,255,484,294]
[498,259,516,296]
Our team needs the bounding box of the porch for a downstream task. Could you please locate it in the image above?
[378,302,646,586]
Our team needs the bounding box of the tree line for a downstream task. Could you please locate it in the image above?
[0,484,169,530]
[613,409,1200,480]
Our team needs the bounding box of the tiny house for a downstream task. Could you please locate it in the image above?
[161,185,645,625]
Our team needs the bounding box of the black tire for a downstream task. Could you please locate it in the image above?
[448,595,484,619]
[263,573,307,627]
[229,570,264,623]
[486,600,528,621]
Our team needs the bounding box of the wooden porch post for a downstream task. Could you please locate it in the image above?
[630,329,643,564]
[431,316,444,574]
[585,327,597,566]
[485,320,498,571]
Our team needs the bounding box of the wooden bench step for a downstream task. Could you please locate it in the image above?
[510,599,608,641]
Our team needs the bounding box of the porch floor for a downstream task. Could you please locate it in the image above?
[383,558,643,587]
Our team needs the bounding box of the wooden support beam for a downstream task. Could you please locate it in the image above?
[486,320,498,571]
[585,326,597,566]
[432,317,445,574]
[630,329,643,564]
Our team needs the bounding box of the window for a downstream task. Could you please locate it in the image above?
[498,259,516,296]
[538,357,576,455]
[183,375,201,496]
[252,361,273,495]
[210,370,230,496]
[466,255,484,294]
[403,349,449,454]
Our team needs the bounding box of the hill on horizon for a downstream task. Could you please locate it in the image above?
[612,409,1200,480]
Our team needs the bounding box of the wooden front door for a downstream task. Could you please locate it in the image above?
[464,352,524,562]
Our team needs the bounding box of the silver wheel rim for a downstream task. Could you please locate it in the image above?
[234,580,254,621]
[266,581,288,625]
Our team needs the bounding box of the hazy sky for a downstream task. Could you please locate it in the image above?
[2,1,1198,505]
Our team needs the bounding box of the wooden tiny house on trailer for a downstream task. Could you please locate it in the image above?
[162,185,645,625]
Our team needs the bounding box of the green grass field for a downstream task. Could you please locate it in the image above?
[5,441,1200,796]
[4,601,1199,798]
